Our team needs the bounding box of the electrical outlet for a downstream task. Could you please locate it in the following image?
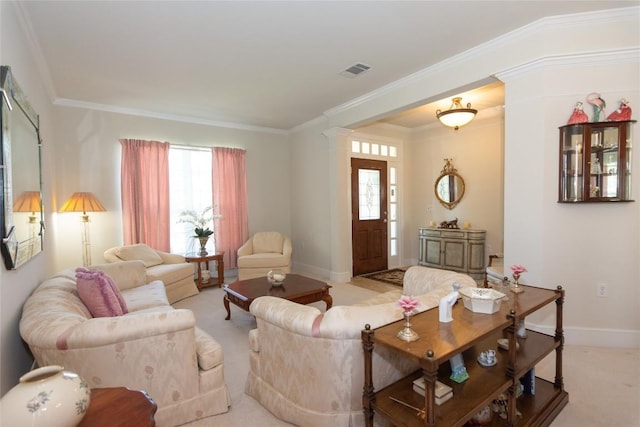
[597,283,608,297]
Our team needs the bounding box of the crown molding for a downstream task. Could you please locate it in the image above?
[53,98,288,135]
[495,47,640,81]
[323,6,639,120]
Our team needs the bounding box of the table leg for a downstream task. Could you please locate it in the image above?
[217,256,224,287]
[195,262,203,290]
[224,295,231,320]
[323,294,333,310]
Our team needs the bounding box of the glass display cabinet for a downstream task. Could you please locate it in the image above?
[558,120,635,203]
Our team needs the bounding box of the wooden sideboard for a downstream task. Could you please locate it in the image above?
[418,227,485,279]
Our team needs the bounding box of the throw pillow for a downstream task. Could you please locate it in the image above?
[115,243,163,267]
[76,267,129,317]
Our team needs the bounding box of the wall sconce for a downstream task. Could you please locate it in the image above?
[60,192,106,267]
[436,97,477,130]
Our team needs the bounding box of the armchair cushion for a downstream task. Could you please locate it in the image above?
[115,243,163,267]
[75,268,128,317]
[253,231,284,254]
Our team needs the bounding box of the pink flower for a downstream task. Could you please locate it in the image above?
[397,295,420,314]
[511,264,527,275]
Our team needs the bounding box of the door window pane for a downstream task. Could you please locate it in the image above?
[358,169,380,220]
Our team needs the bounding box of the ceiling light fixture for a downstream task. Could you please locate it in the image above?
[436,97,477,130]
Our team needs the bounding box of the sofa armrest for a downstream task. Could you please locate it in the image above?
[249,296,321,337]
[237,239,253,257]
[155,250,186,264]
[56,308,196,350]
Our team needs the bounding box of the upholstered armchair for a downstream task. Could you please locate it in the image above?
[104,243,198,303]
[237,232,292,280]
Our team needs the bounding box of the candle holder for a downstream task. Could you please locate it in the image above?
[397,311,419,342]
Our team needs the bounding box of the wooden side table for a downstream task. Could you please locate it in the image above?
[184,251,225,289]
[78,387,156,427]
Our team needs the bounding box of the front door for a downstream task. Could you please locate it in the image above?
[351,158,388,276]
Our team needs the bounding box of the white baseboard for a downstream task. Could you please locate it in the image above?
[529,322,640,349]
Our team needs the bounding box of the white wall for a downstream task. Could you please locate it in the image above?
[499,52,640,347]
[50,107,291,272]
[405,112,505,263]
[0,1,57,393]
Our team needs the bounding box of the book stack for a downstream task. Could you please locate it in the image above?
[412,377,453,405]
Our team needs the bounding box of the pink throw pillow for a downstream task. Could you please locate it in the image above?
[76,267,129,317]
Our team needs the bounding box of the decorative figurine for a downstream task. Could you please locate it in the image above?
[607,98,632,121]
[567,101,589,124]
[439,218,459,229]
[449,353,469,383]
[586,92,607,122]
[439,283,460,323]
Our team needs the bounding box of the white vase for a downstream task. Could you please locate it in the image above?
[1,365,91,427]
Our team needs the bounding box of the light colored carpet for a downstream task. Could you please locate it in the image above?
[175,277,640,427]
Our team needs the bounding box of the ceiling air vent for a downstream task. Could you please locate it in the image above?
[339,62,372,78]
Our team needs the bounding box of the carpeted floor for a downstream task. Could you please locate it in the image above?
[175,275,639,427]
[359,267,407,287]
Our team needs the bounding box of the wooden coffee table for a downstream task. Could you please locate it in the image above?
[224,274,332,320]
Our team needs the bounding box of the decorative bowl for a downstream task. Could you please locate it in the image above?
[267,270,286,286]
[459,287,506,314]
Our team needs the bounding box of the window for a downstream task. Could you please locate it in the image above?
[169,146,213,254]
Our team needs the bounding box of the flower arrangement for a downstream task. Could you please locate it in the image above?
[510,264,527,284]
[397,295,420,315]
[177,206,222,237]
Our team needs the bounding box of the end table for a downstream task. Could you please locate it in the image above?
[78,387,156,426]
[184,251,225,289]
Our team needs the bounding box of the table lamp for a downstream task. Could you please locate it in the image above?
[60,192,106,267]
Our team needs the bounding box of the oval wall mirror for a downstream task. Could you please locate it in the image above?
[434,159,465,210]
[1,66,44,269]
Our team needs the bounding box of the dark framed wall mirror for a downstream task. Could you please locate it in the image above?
[434,158,465,210]
[1,65,44,269]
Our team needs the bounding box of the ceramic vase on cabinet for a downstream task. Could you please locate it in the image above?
[0,365,91,427]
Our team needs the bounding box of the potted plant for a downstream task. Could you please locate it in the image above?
[178,206,221,255]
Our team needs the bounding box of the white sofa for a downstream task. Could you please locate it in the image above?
[245,266,477,427]
[19,260,230,427]
[237,232,292,280]
[104,243,199,304]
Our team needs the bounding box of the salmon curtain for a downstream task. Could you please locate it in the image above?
[212,147,248,268]
[119,139,170,251]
